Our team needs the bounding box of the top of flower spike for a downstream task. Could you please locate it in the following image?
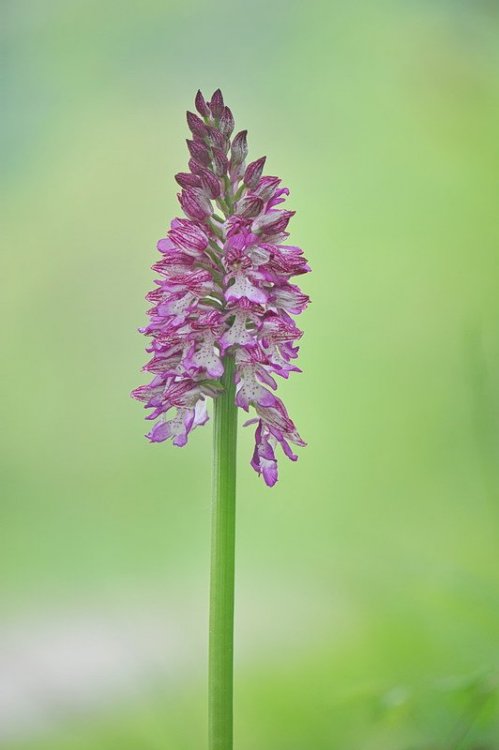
[132,89,310,486]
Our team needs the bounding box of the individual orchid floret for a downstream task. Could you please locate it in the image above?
[132,89,310,485]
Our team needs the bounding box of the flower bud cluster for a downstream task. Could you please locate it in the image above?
[132,90,310,485]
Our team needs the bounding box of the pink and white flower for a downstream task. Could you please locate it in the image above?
[132,90,310,485]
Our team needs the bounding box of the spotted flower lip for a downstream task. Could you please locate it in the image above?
[132,89,310,486]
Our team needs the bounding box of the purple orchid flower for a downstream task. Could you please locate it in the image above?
[132,90,310,485]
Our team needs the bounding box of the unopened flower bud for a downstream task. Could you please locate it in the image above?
[212,148,229,177]
[219,107,235,138]
[178,189,213,221]
[186,111,208,138]
[230,130,248,166]
[195,89,210,117]
[187,139,211,166]
[205,126,227,151]
[244,156,266,189]
[209,89,224,119]
[175,172,202,189]
[188,158,205,175]
[199,168,221,199]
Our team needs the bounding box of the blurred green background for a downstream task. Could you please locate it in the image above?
[2,0,499,748]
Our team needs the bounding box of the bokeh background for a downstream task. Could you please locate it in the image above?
[2,1,499,748]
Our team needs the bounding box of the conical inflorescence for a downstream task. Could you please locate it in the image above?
[132,89,310,486]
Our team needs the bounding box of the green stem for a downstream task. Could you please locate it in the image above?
[209,354,238,750]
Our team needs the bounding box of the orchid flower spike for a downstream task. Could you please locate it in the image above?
[132,89,311,486]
